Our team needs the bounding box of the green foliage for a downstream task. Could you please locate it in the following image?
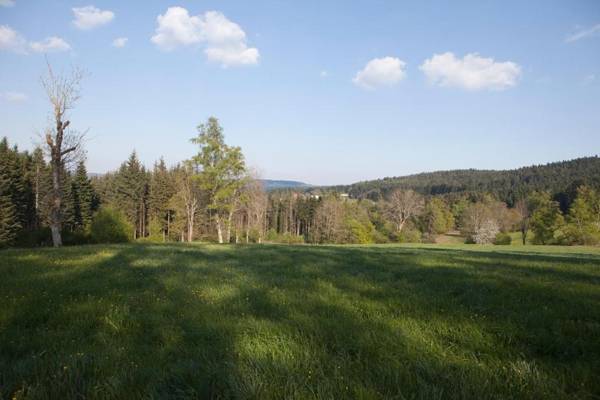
[332,156,600,206]
[343,217,375,244]
[494,232,512,245]
[529,192,564,245]
[265,229,304,244]
[0,169,20,247]
[1,244,599,398]
[113,151,149,239]
[397,226,422,243]
[420,197,454,235]
[190,117,246,242]
[89,208,132,244]
[562,186,600,245]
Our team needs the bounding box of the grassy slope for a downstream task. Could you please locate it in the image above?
[1,244,599,399]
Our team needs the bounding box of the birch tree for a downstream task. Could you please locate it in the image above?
[190,117,246,243]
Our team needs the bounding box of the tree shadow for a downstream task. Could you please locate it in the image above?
[1,243,599,398]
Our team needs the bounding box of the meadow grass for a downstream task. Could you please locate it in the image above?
[1,243,599,399]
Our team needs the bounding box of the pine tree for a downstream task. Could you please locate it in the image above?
[0,186,19,246]
[114,151,148,239]
[0,162,20,246]
[149,157,175,240]
[72,161,95,230]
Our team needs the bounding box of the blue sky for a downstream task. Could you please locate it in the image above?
[1,0,599,185]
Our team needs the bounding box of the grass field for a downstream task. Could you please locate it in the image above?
[1,243,599,399]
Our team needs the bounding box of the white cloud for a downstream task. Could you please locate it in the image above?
[353,57,406,90]
[112,37,128,48]
[420,52,521,91]
[0,25,70,54]
[583,74,596,85]
[1,91,27,102]
[151,7,259,67]
[320,70,328,78]
[0,25,27,53]
[72,5,114,30]
[565,24,600,43]
[29,36,71,53]
[0,0,15,7]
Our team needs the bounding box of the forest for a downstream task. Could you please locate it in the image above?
[2,126,600,248]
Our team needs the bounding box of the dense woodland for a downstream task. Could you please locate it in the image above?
[330,157,600,210]
[1,65,600,248]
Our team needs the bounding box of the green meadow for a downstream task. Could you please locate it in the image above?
[1,243,599,399]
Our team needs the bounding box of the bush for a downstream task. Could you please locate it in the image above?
[90,208,131,244]
[397,228,422,243]
[14,227,52,247]
[494,232,512,245]
[265,229,304,244]
[62,230,90,246]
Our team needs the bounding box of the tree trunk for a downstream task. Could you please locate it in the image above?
[166,211,170,241]
[225,210,234,244]
[187,218,194,242]
[49,163,62,247]
[216,215,224,244]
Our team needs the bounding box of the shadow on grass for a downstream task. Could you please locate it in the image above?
[0,243,599,399]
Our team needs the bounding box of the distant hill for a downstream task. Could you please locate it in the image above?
[329,156,600,207]
[261,179,312,191]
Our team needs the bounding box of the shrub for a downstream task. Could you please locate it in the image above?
[90,208,131,244]
[494,232,512,245]
[14,227,52,247]
[397,228,422,243]
[62,230,90,246]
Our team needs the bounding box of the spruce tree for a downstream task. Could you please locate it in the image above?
[149,157,175,239]
[114,151,148,239]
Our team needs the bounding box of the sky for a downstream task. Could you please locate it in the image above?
[1,0,599,185]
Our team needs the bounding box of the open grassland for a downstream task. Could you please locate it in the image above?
[1,243,599,399]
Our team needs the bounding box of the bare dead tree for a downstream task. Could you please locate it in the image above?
[245,179,268,243]
[386,189,424,233]
[40,61,86,247]
[515,199,531,245]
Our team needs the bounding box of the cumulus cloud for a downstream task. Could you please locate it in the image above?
[0,25,70,54]
[1,91,27,102]
[0,0,15,7]
[151,7,259,67]
[112,37,128,48]
[353,57,406,90]
[420,52,521,91]
[565,23,600,43]
[30,36,71,53]
[72,5,114,30]
[0,25,27,53]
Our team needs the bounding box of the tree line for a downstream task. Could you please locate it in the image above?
[1,64,599,248]
[330,156,600,210]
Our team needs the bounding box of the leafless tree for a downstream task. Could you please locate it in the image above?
[515,199,531,245]
[312,196,343,243]
[40,61,86,247]
[170,166,201,242]
[386,189,424,232]
[245,179,268,243]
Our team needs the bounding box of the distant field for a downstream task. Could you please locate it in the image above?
[1,244,599,399]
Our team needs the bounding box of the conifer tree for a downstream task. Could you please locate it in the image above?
[114,151,148,239]
[0,166,20,246]
[149,157,175,240]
